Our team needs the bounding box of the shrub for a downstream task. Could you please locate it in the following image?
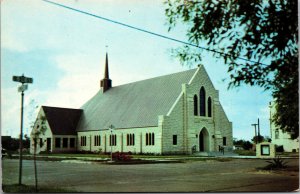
[265,156,288,170]
[112,152,132,161]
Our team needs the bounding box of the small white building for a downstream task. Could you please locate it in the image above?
[30,106,82,154]
[31,54,233,155]
[269,102,299,152]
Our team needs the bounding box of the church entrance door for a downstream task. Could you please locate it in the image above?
[199,132,204,151]
[199,128,209,152]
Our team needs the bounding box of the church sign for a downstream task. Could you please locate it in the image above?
[256,142,275,158]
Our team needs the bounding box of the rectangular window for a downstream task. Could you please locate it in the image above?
[110,135,116,146]
[127,134,135,146]
[70,138,75,148]
[130,134,132,145]
[152,133,155,145]
[63,138,68,148]
[173,135,177,145]
[146,133,155,146]
[94,135,101,146]
[132,134,135,146]
[55,138,61,148]
[223,137,227,146]
[81,136,86,146]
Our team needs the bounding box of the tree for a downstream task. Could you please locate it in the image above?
[31,116,46,192]
[165,0,298,138]
[233,138,253,150]
[251,135,264,144]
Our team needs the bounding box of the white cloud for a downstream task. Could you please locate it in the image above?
[42,54,101,108]
[1,87,20,137]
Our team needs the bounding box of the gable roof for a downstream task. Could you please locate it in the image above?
[42,106,83,135]
[76,68,197,131]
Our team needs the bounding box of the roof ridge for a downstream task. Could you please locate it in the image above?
[111,68,197,89]
[42,106,82,111]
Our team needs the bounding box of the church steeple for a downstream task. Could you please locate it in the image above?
[100,53,112,92]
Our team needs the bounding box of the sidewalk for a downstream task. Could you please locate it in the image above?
[11,152,299,162]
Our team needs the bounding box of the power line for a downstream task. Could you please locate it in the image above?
[42,0,266,66]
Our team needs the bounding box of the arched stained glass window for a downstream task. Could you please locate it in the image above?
[194,95,198,116]
[208,97,212,117]
[200,87,206,116]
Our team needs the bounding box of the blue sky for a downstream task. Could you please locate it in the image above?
[1,0,272,141]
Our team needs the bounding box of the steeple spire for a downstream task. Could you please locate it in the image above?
[100,52,112,92]
[104,52,109,79]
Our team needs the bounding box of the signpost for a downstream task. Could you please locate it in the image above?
[12,74,33,185]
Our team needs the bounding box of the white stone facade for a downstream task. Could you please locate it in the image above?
[161,67,233,154]
[270,102,299,152]
[77,127,161,154]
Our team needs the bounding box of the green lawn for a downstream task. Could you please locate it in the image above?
[40,153,109,158]
[38,153,195,159]
[2,184,75,193]
[234,150,256,156]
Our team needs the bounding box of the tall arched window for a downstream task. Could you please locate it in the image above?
[194,95,198,116]
[208,97,212,117]
[200,87,206,116]
[152,133,155,145]
[146,133,149,145]
[133,134,135,145]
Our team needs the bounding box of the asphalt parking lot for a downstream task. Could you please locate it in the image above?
[2,158,299,192]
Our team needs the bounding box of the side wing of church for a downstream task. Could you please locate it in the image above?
[30,54,233,155]
[269,102,299,152]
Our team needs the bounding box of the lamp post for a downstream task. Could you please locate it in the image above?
[109,124,115,162]
[12,74,33,185]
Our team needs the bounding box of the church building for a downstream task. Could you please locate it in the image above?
[30,54,233,155]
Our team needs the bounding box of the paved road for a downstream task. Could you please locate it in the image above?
[2,158,299,192]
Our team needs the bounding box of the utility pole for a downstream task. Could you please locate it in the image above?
[257,118,261,143]
[251,123,258,144]
[13,75,33,185]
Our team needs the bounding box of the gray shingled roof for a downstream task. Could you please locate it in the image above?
[42,106,82,135]
[76,68,197,131]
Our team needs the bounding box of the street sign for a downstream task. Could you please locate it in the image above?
[13,75,33,84]
[12,74,33,185]
[18,84,28,92]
